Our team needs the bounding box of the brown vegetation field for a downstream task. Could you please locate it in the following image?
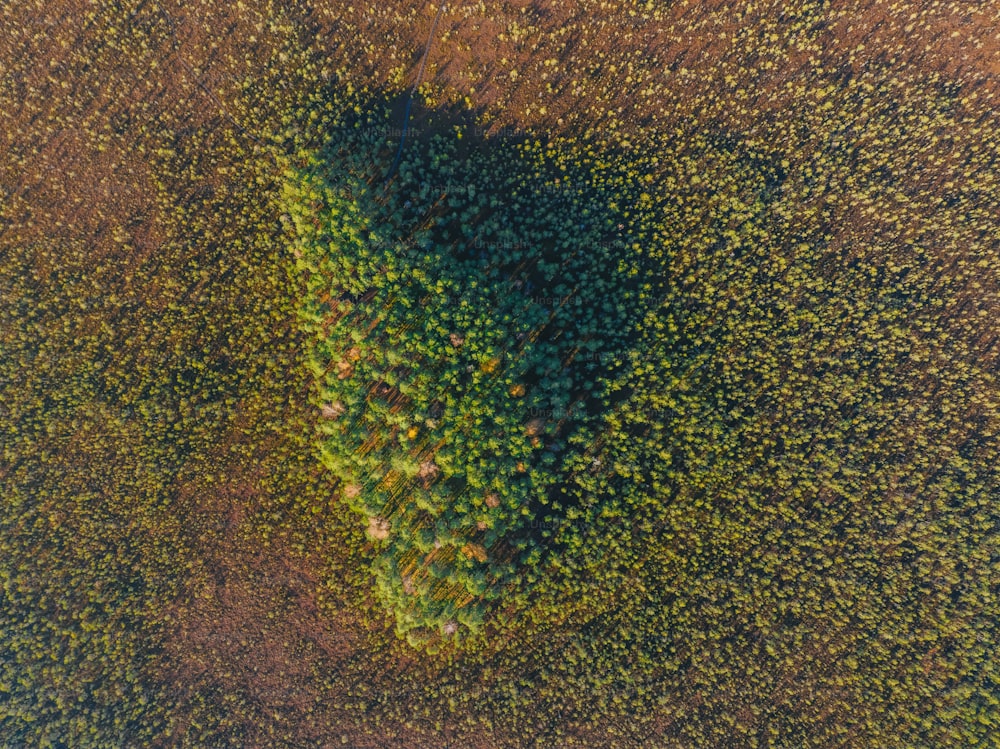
[1,0,998,746]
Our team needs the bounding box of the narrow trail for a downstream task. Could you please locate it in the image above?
[384,2,449,187]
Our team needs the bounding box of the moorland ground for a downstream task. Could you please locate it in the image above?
[2,1,999,747]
